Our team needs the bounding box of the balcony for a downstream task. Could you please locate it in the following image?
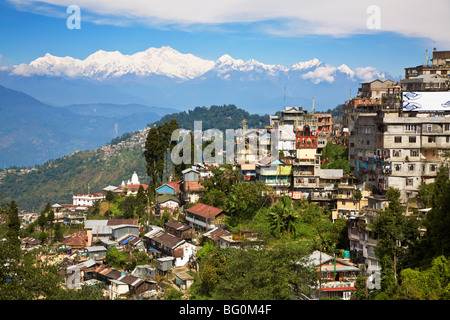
[332,194,354,200]
[319,281,356,289]
[294,159,316,165]
[310,194,333,201]
[265,181,290,187]
[185,216,215,230]
[293,170,315,176]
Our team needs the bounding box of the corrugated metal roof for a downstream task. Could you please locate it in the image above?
[86,246,107,252]
[107,219,139,226]
[149,231,185,249]
[165,220,190,231]
[186,202,223,218]
[105,269,122,280]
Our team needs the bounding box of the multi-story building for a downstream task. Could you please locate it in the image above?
[403,50,450,78]
[291,149,321,200]
[347,194,389,269]
[349,98,450,203]
[348,51,450,203]
[256,155,292,195]
[235,128,271,164]
[343,80,401,136]
[401,50,449,92]
[358,79,400,100]
[269,106,319,158]
[72,193,105,207]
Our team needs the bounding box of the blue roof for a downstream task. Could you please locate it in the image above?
[155,184,175,194]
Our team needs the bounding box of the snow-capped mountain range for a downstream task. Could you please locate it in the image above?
[0,46,398,114]
[8,46,387,82]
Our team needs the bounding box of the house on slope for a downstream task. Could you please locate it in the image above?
[257,155,292,195]
[184,202,226,232]
[156,194,181,216]
[143,230,196,267]
[155,181,182,196]
[181,168,204,203]
[84,219,139,246]
[164,220,193,240]
[302,251,361,300]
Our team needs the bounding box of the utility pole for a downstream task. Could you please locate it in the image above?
[364,263,369,299]
[319,250,322,299]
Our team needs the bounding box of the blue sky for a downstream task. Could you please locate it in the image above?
[0,0,448,78]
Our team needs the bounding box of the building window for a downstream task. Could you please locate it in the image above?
[406,179,414,186]
[410,150,419,157]
[430,164,437,172]
[427,124,432,132]
[445,124,450,131]
[408,164,415,171]
[393,150,401,157]
[405,125,416,132]
[394,136,402,143]
[409,136,416,143]
[428,136,436,143]
[447,136,450,143]
[394,164,402,171]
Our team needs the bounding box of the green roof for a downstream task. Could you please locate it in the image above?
[157,194,181,204]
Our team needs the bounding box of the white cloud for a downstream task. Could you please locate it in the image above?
[354,66,386,82]
[302,65,337,84]
[7,0,450,46]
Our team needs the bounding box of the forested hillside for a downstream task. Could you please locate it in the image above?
[0,146,149,212]
[0,104,268,211]
[154,104,270,131]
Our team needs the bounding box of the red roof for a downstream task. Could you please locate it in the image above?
[186,203,223,218]
[61,231,87,247]
[124,184,148,191]
[183,181,204,192]
[166,180,182,190]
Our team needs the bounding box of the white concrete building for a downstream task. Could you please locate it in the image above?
[72,193,105,207]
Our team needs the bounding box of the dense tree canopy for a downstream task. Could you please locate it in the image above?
[321,142,350,173]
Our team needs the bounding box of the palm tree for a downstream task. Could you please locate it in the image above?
[268,196,299,237]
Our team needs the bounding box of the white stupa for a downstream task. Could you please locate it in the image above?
[131,171,140,184]
[120,172,140,187]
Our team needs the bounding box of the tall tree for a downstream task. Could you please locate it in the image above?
[6,201,20,249]
[422,165,450,259]
[105,190,115,212]
[353,188,362,212]
[372,187,418,289]
[144,120,180,188]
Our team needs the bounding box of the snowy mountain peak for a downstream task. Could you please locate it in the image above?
[291,58,322,70]
[7,46,391,84]
[216,54,244,66]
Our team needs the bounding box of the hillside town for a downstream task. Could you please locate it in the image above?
[4,49,450,301]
